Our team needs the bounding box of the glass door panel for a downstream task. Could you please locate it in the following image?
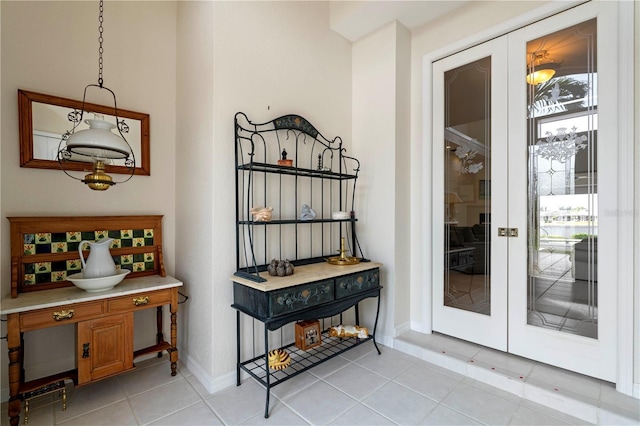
[444,57,492,315]
[508,0,617,381]
[526,19,599,339]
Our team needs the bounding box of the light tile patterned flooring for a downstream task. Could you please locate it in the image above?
[3,338,638,426]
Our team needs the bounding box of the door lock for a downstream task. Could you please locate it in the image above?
[498,227,518,237]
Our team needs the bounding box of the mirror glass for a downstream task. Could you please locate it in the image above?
[19,89,150,175]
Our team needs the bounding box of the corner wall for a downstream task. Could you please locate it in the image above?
[176,0,352,392]
[352,21,411,343]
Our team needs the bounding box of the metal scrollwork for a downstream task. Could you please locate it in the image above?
[67,110,82,123]
[118,119,129,133]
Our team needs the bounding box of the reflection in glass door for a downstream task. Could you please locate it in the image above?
[525,20,598,339]
[444,58,492,315]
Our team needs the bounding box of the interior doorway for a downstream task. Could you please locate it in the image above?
[431,1,619,382]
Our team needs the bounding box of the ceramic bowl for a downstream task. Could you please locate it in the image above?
[67,269,130,292]
[331,211,350,220]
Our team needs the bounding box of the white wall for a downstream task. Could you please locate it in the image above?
[352,21,410,343]
[0,0,177,398]
[176,0,352,392]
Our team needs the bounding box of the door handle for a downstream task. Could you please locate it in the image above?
[82,343,90,358]
[498,227,518,237]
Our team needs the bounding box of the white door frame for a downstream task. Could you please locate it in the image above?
[419,0,635,395]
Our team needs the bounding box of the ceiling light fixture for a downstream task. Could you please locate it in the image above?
[526,50,560,85]
[57,0,135,191]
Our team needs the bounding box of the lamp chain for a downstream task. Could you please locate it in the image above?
[97,0,104,87]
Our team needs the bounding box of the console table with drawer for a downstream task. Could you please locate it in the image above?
[2,216,182,426]
[232,113,382,418]
[232,262,382,418]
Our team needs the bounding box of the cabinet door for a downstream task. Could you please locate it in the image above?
[77,313,134,383]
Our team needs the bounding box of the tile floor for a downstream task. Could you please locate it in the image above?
[4,337,638,426]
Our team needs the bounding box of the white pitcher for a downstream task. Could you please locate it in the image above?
[79,238,117,279]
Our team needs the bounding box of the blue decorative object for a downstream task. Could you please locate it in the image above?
[300,204,316,221]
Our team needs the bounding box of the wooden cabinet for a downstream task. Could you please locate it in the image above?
[3,215,182,426]
[77,313,134,383]
[2,277,182,426]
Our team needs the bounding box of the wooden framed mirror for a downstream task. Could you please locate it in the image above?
[18,89,150,175]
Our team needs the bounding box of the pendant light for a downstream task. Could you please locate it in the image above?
[57,0,135,191]
[526,50,560,85]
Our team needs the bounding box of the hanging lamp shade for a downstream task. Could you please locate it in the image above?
[65,119,131,160]
[57,0,136,191]
[526,50,560,85]
[526,63,559,85]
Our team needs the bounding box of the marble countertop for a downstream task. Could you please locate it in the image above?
[232,262,382,291]
[0,275,183,315]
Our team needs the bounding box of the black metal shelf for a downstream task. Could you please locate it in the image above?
[233,113,378,419]
[237,162,357,180]
[240,330,374,388]
[238,218,357,225]
[235,112,365,282]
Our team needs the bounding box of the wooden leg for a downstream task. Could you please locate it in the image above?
[156,306,163,358]
[7,314,22,426]
[169,289,178,376]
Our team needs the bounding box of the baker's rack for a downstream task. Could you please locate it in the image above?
[234,112,367,282]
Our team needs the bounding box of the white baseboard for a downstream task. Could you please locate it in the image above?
[182,353,236,395]
[394,321,411,337]
[410,320,430,333]
[376,332,394,349]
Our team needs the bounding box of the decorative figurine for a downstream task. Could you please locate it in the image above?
[267,259,278,276]
[250,206,273,222]
[300,204,316,221]
[268,349,291,370]
[267,259,294,277]
[329,324,369,339]
[284,259,294,276]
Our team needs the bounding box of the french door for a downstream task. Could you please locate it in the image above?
[432,1,618,381]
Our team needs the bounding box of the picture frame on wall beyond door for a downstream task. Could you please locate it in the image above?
[479,180,491,199]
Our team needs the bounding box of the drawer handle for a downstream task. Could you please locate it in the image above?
[53,309,75,321]
[133,296,149,306]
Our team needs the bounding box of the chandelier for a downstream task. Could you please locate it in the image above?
[57,0,135,191]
